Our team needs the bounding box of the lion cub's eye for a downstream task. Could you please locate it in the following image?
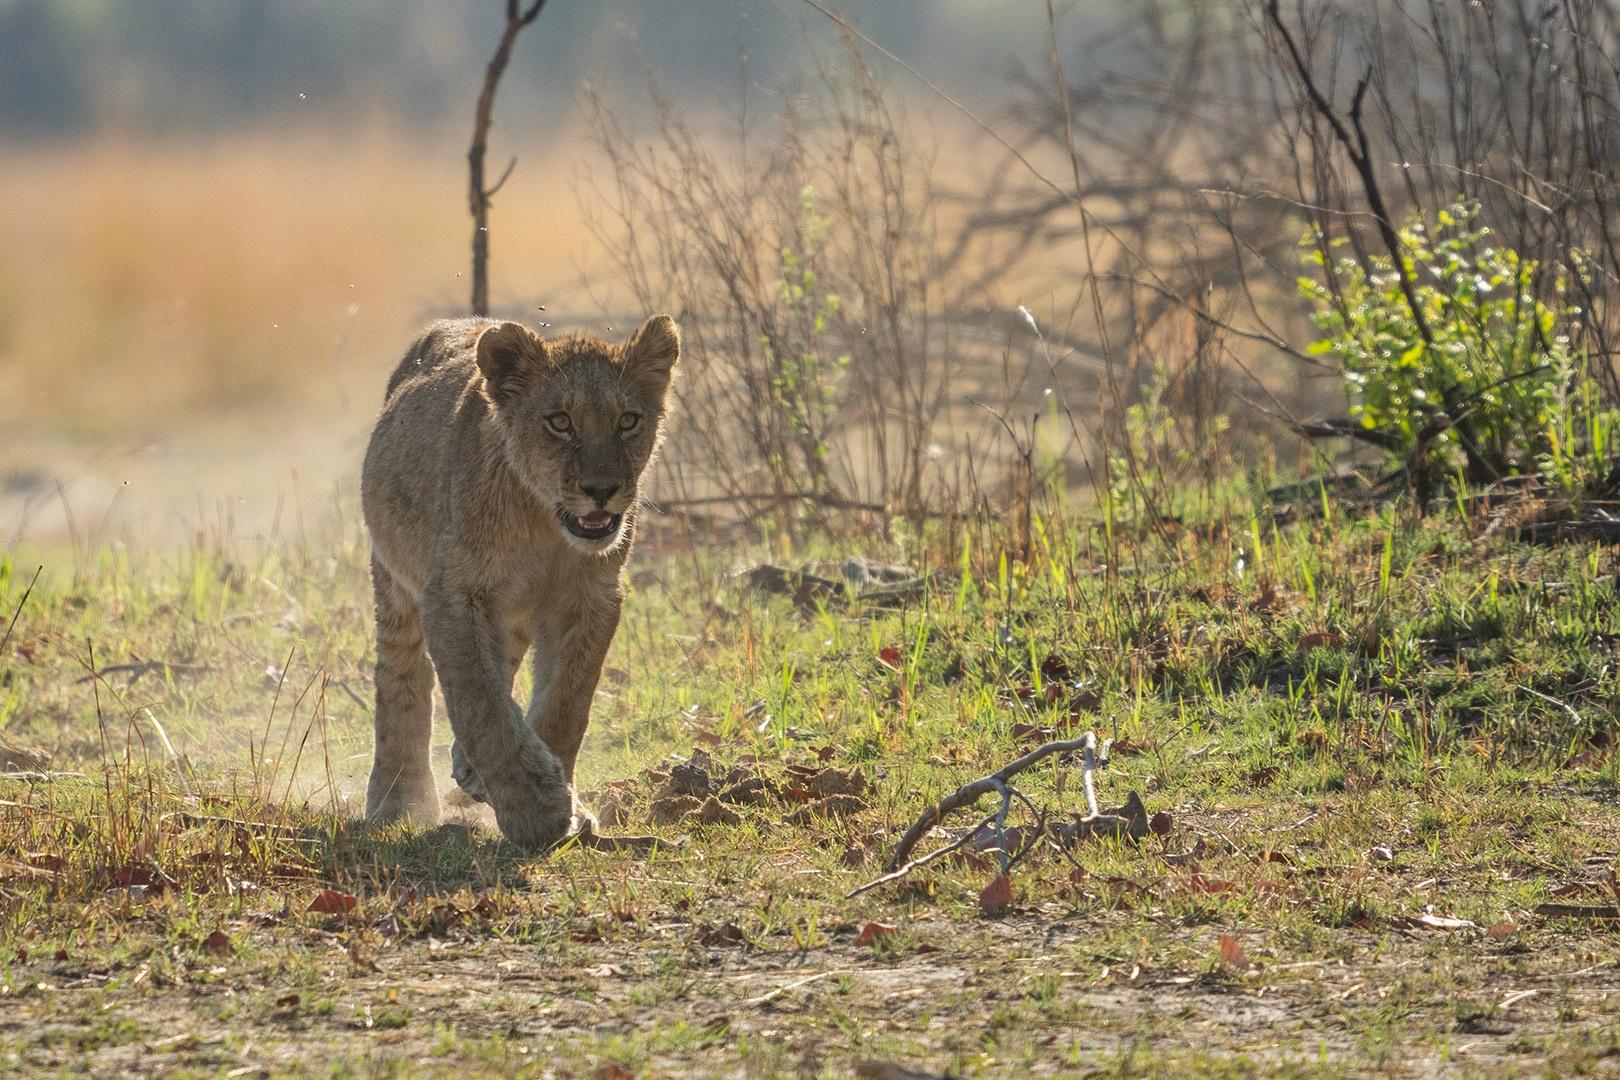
[618,412,642,433]
[545,412,572,435]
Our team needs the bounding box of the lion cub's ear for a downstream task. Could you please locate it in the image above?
[620,314,681,400]
[476,321,547,404]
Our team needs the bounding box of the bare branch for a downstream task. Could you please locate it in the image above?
[881,733,1092,874]
[483,155,519,200]
[468,1,549,316]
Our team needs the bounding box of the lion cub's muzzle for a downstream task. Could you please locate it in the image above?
[557,506,623,541]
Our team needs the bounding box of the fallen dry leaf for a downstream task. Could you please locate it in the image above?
[201,929,233,956]
[1184,872,1238,895]
[853,921,896,947]
[1486,922,1517,940]
[308,889,358,915]
[978,873,1014,916]
[1149,810,1173,836]
[1217,934,1250,971]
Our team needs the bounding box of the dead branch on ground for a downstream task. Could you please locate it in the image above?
[847,732,1147,899]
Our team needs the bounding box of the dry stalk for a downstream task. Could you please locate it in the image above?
[0,565,41,659]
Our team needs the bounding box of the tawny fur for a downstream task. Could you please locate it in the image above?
[361,314,679,848]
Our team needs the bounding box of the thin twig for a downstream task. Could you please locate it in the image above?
[161,811,320,840]
[0,565,42,659]
[73,659,212,686]
[745,969,849,1007]
[651,491,945,519]
[845,810,999,899]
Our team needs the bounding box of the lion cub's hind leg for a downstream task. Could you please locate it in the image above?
[364,559,441,826]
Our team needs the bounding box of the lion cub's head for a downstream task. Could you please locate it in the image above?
[475,314,680,554]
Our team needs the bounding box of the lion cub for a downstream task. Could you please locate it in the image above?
[361,314,679,848]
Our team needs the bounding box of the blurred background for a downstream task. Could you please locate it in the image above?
[0,0,1116,543]
[5,1,1616,546]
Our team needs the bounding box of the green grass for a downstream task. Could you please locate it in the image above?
[1,493,1618,1077]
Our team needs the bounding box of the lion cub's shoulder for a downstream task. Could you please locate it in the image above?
[381,317,496,401]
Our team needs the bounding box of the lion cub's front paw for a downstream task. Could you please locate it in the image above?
[365,767,441,828]
[484,741,573,850]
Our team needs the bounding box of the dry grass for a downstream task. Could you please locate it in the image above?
[0,129,606,438]
[1,502,1618,1076]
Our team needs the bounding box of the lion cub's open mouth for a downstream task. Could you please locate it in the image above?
[559,508,622,541]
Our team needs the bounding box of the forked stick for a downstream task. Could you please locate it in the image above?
[884,732,1098,874]
[848,731,1145,899]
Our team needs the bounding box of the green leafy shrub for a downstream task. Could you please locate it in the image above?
[1299,201,1617,496]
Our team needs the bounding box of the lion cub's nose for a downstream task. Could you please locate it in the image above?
[580,482,620,508]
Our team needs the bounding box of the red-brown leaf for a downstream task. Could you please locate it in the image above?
[877,647,903,669]
[307,889,358,915]
[201,929,233,956]
[853,921,896,947]
[1217,934,1249,970]
[978,873,1014,916]
[1149,810,1173,836]
[1185,872,1238,895]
